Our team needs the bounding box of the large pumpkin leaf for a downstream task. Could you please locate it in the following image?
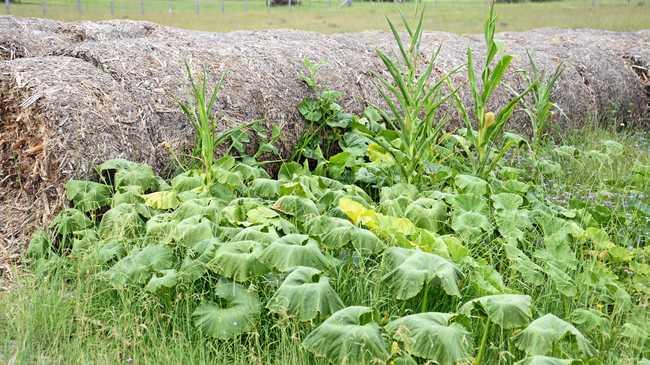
[382,247,463,299]
[455,174,488,195]
[404,198,447,233]
[174,197,222,223]
[504,244,545,286]
[209,240,268,282]
[247,178,280,199]
[495,209,530,243]
[302,306,390,364]
[272,195,320,217]
[98,203,145,240]
[145,269,178,293]
[231,226,280,244]
[267,266,344,321]
[49,208,94,244]
[308,215,384,255]
[105,244,173,288]
[385,312,473,365]
[451,211,492,238]
[258,234,337,272]
[515,356,577,365]
[460,294,533,329]
[192,280,261,339]
[65,180,112,212]
[515,313,595,356]
[179,238,221,282]
[113,164,159,192]
[172,216,216,249]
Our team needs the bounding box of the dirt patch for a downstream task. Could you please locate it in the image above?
[0,16,649,261]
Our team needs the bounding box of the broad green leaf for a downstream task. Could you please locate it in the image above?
[515,313,595,356]
[98,204,145,240]
[258,234,337,272]
[504,244,545,286]
[267,266,344,321]
[209,240,268,282]
[382,247,463,299]
[405,198,447,233]
[468,259,510,295]
[145,213,176,240]
[27,230,51,259]
[367,143,395,165]
[515,356,577,365]
[272,195,319,217]
[495,209,530,243]
[308,215,385,255]
[143,191,179,210]
[192,280,261,339]
[174,197,222,223]
[145,269,178,293]
[455,175,488,195]
[447,193,488,213]
[536,159,562,176]
[172,216,216,249]
[171,173,203,192]
[105,244,173,288]
[231,226,279,244]
[570,309,610,336]
[50,208,94,243]
[460,294,533,329]
[302,306,390,364]
[113,164,159,192]
[112,185,144,206]
[385,312,472,365]
[65,180,112,212]
[248,178,280,199]
[602,140,624,156]
[491,193,523,211]
[451,211,492,238]
[222,198,266,225]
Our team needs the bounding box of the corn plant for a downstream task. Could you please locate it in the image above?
[449,2,536,178]
[521,51,564,151]
[353,7,458,186]
[175,63,252,187]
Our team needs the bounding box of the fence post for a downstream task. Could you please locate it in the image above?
[289,0,292,9]
[76,0,82,14]
[244,0,248,11]
[140,0,144,15]
[4,0,9,14]
[110,0,115,15]
[195,0,200,15]
[42,0,47,15]
[168,0,172,14]
[220,0,224,13]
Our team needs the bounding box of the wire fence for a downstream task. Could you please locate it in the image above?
[2,0,637,17]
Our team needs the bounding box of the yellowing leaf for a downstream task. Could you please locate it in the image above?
[339,197,377,225]
[143,191,180,210]
[367,143,394,165]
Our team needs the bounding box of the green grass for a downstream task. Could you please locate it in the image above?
[3,0,650,33]
[1,126,648,364]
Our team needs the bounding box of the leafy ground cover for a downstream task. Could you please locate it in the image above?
[1,5,649,365]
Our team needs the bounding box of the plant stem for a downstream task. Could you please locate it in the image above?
[420,283,430,312]
[475,320,491,365]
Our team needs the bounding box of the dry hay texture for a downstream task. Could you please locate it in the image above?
[1,15,649,267]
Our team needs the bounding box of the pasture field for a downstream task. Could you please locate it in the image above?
[2,0,650,33]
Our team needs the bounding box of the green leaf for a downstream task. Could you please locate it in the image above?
[515,313,595,357]
[302,306,389,364]
[258,234,337,272]
[382,247,463,299]
[491,193,523,211]
[105,244,173,288]
[174,198,222,223]
[113,164,159,192]
[569,309,610,337]
[495,209,530,243]
[27,230,51,259]
[504,244,545,286]
[455,175,488,195]
[267,266,344,321]
[248,178,280,199]
[308,215,385,255]
[192,280,261,339]
[385,312,473,365]
[209,240,268,282]
[272,195,319,217]
[98,204,145,240]
[172,216,216,249]
[515,356,577,365]
[298,99,322,122]
[602,140,624,156]
[65,180,112,212]
[404,198,447,233]
[145,269,178,293]
[451,211,492,238]
[460,294,533,329]
[50,208,94,243]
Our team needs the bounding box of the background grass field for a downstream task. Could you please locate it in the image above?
[2,0,650,33]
